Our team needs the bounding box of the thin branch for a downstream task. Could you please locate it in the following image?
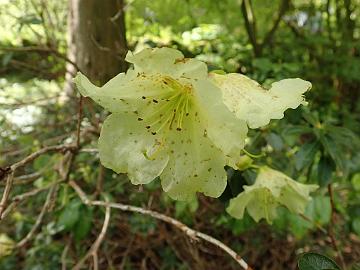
[61,239,71,270]
[262,0,290,46]
[10,144,74,172]
[69,181,252,270]
[0,171,15,219]
[299,213,327,234]
[16,184,57,248]
[241,0,261,56]
[72,204,111,270]
[0,144,74,218]
[0,46,80,71]
[241,0,291,57]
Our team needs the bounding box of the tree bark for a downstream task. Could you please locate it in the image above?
[65,0,127,93]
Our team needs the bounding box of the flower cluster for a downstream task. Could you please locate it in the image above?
[74,47,316,222]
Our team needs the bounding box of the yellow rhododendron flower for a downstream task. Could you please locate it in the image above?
[74,47,312,203]
[226,166,318,223]
[75,47,248,200]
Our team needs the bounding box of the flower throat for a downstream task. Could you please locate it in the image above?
[139,76,193,135]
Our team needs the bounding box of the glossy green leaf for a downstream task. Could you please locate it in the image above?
[317,156,335,186]
[320,135,346,172]
[298,252,340,270]
[295,141,319,171]
[266,132,284,151]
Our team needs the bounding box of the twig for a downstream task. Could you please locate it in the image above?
[61,239,71,270]
[1,179,65,220]
[327,184,346,269]
[0,144,74,218]
[0,171,15,218]
[69,181,252,270]
[7,144,73,172]
[0,46,80,71]
[16,184,57,248]
[299,213,327,234]
[119,235,135,269]
[72,204,111,270]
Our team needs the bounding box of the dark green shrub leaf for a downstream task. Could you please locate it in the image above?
[298,252,340,270]
[320,135,346,173]
[317,156,335,186]
[295,141,319,170]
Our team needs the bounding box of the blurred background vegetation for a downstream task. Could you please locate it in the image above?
[0,0,359,269]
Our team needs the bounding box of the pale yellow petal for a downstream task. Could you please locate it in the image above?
[99,113,169,184]
[192,79,248,167]
[126,47,208,79]
[160,112,227,201]
[211,73,311,128]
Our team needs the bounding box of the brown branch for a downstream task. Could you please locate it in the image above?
[0,46,81,72]
[72,204,111,270]
[69,181,253,270]
[241,0,291,57]
[241,0,261,56]
[16,184,58,248]
[0,144,74,218]
[262,0,290,46]
[299,213,327,234]
[1,178,65,220]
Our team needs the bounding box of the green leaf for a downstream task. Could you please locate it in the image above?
[326,125,360,150]
[317,156,335,187]
[298,252,340,270]
[266,132,284,151]
[295,141,319,171]
[282,125,313,137]
[302,110,319,127]
[352,217,360,236]
[73,206,93,241]
[58,199,81,231]
[351,173,360,191]
[320,135,346,172]
[306,195,331,225]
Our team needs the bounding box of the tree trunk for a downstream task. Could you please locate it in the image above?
[65,0,127,93]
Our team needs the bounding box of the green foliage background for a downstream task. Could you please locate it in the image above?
[0,0,359,269]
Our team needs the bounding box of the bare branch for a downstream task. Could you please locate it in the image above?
[0,46,81,72]
[0,144,74,218]
[16,184,58,248]
[262,0,290,46]
[241,0,261,56]
[72,204,111,270]
[69,181,252,270]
